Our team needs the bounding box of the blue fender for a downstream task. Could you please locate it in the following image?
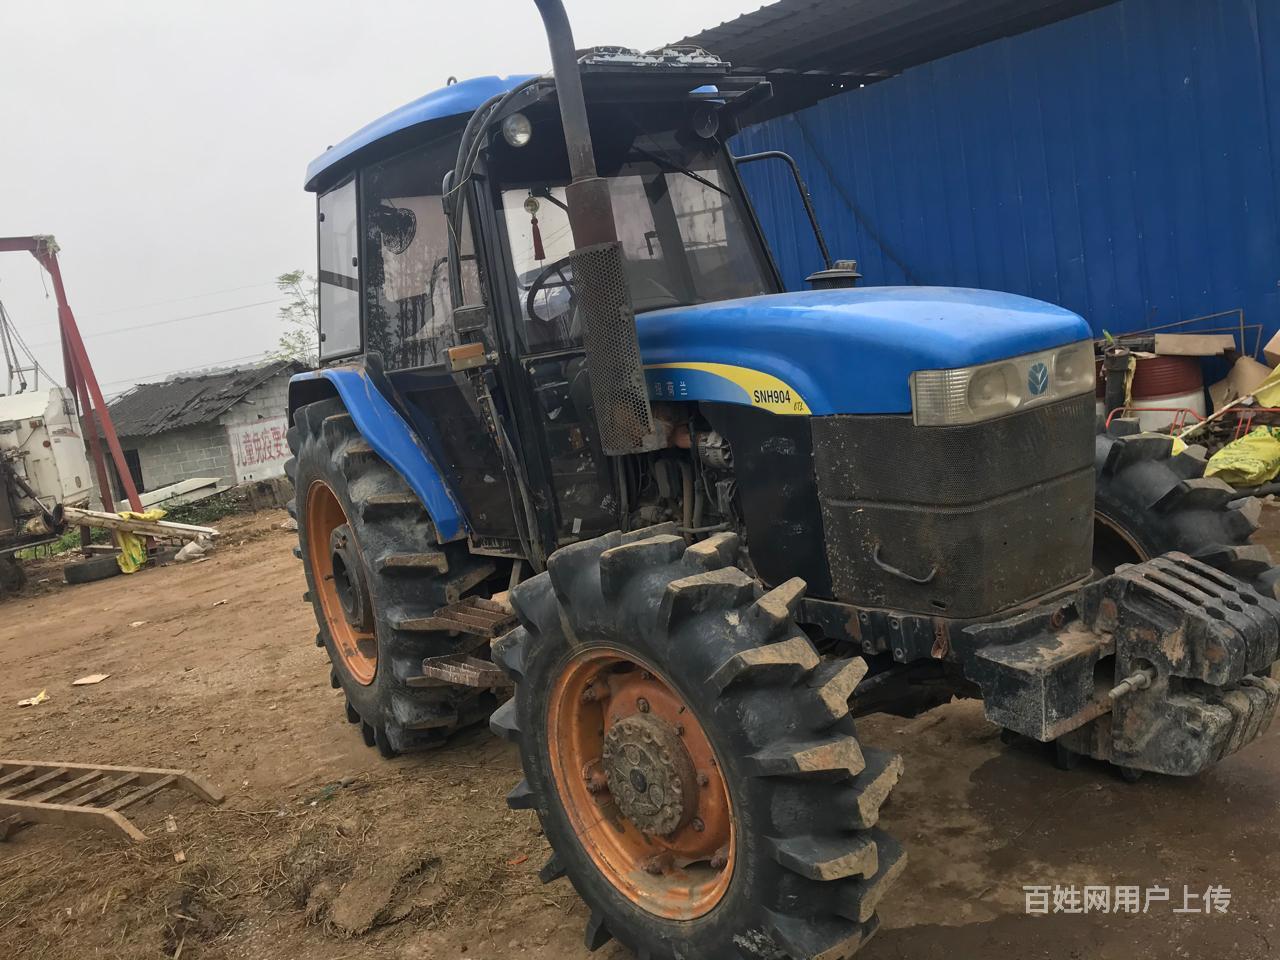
[289,366,467,542]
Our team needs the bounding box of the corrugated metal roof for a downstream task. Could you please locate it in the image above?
[107,361,301,439]
[681,0,1119,85]
[731,0,1280,343]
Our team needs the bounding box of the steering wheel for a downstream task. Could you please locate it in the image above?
[525,255,576,325]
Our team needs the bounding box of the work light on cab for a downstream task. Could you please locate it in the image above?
[502,112,532,147]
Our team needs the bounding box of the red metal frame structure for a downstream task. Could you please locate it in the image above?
[1104,406,1206,433]
[0,236,142,515]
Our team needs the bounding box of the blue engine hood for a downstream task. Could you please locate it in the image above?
[636,287,1091,415]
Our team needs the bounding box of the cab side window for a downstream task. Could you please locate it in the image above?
[362,134,465,369]
[317,178,360,360]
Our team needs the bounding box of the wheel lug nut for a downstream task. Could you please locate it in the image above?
[710,847,729,870]
[636,697,650,713]
[586,774,610,795]
[691,818,705,833]
[697,772,709,787]
[675,724,684,735]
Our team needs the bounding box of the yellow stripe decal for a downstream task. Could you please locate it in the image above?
[645,362,811,415]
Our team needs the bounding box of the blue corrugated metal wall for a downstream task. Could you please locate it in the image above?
[733,0,1280,341]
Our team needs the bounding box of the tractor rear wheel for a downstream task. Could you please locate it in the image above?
[1093,417,1279,597]
[492,524,905,960]
[286,397,501,756]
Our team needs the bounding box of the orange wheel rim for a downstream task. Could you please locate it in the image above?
[1094,510,1150,562]
[305,480,377,685]
[547,648,735,920]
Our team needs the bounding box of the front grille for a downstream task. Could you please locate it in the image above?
[812,395,1095,618]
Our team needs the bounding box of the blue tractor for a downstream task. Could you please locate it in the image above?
[287,3,1280,956]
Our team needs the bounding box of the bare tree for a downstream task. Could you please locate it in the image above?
[273,270,319,366]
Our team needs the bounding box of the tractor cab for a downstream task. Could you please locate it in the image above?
[300,52,809,565]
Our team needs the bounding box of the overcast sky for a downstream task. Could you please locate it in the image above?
[0,0,757,397]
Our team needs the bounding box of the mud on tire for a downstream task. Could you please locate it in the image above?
[1094,417,1280,598]
[286,397,502,756]
[491,524,905,960]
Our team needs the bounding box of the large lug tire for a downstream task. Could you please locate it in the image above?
[1094,417,1279,598]
[492,524,905,960]
[286,398,501,756]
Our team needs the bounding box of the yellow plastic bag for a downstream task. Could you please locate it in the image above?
[114,508,167,573]
[1253,366,1280,408]
[1205,426,1280,486]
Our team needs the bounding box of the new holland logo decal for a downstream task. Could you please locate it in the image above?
[1027,361,1050,397]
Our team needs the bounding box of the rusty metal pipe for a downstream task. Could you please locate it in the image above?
[532,0,618,246]
[1103,344,1131,419]
[532,0,595,181]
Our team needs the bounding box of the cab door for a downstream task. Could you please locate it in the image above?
[478,183,619,548]
[358,138,522,551]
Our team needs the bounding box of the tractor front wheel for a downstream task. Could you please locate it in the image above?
[1093,417,1279,596]
[492,525,905,959]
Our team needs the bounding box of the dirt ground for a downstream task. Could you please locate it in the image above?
[2,508,1280,960]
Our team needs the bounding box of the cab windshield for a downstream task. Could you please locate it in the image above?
[491,115,775,354]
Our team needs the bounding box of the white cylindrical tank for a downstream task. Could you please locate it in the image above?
[0,388,94,521]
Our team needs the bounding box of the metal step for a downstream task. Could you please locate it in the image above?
[416,654,511,690]
[398,596,514,638]
[379,551,449,575]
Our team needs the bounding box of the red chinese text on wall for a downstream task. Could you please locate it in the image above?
[228,416,290,482]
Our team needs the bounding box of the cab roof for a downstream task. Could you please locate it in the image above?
[304,74,535,193]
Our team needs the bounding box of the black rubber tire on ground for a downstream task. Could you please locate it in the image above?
[1093,417,1280,598]
[0,555,25,595]
[62,554,121,585]
[286,397,502,756]
[492,524,906,960]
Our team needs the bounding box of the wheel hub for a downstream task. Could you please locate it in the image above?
[547,650,735,919]
[329,524,372,631]
[602,714,696,836]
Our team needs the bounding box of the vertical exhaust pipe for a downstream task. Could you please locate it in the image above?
[531,0,613,247]
[532,0,659,456]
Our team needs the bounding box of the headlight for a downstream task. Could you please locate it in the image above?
[966,364,1019,420]
[502,113,532,147]
[911,340,1095,426]
[1053,340,1096,395]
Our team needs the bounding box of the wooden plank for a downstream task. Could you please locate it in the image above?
[0,798,147,842]
[0,760,224,804]
[109,775,176,810]
[61,507,218,541]
[0,766,34,790]
[1153,333,1237,356]
[0,763,223,843]
[1,767,67,798]
[31,770,101,803]
[168,771,224,805]
[73,774,138,806]
[4,760,183,780]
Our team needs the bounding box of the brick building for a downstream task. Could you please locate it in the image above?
[105,360,303,495]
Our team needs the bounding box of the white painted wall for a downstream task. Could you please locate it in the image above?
[118,370,294,492]
[218,373,293,483]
